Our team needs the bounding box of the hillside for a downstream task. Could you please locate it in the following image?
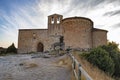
[72,51,114,80]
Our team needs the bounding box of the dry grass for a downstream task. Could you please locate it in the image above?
[24,63,38,68]
[53,55,77,80]
[51,52,114,80]
[54,55,72,69]
[20,60,38,69]
[72,51,114,80]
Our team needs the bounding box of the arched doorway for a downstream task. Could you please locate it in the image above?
[37,42,44,52]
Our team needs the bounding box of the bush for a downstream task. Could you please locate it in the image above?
[82,41,120,77]
[6,43,17,53]
[113,52,120,77]
[80,52,90,58]
[100,42,120,77]
[100,42,119,54]
[87,47,115,75]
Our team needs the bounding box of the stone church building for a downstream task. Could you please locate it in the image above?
[18,14,107,53]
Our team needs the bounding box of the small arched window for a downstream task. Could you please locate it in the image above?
[51,17,54,24]
[57,17,60,24]
[33,33,36,39]
[55,33,57,35]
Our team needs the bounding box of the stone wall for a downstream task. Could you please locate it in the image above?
[18,29,49,53]
[92,28,107,48]
[62,17,93,49]
[18,14,108,53]
[48,14,63,36]
[18,29,61,53]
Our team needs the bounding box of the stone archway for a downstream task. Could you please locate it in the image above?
[37,42,44,52]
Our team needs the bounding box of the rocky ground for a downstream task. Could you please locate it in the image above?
[0,53,71,80]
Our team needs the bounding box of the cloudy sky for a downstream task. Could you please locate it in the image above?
[0,0,120,48]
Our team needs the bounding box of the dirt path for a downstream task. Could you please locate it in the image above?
[0,54,71,80]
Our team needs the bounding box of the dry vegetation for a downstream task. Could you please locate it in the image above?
[53,55,77,80]
[53,54,87,80]
[53,53,114,80]
[73,51,114,80]
[54,55,72,69]
[19,60,38,69]
[24,63,38,69]
[16,52,115,80]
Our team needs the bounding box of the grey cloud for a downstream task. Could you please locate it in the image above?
[89,0,105,7]
[104,0,120,5]
[62,0,106,15]
[69,0,105,9]
[63,0,118,14]
[103,9,120,16]
[114,23,120,27]
[69,0,120,10]
[111,23,120,29]
[69,0,119,9]
[36,0,120,16]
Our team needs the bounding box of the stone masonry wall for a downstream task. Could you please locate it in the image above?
[18,29,49,53]
[18,14,108,53]
[92,29,107,48]
[62,17,93,49]
[18,29,60,53]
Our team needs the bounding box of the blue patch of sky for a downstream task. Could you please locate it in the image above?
[0,0,37,38]
[0,0,38,28]
[0,0,37,15]
[0,18,4,25]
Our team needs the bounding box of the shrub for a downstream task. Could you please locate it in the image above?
[81,41,120,77]
[80,52,90,58]
[6,43,17,53]
[113,52,120,77]
[100,42,120,77]
[87,47,115,75]
[100,42,119,54]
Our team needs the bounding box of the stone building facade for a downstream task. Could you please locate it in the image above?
[18,14,107,53]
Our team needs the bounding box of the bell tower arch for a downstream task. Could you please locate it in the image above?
[48,14,63,36]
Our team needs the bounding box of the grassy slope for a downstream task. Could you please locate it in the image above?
[54,53,114,80]
[72,51,114,80]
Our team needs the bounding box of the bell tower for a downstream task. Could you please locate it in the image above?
[48,14,63,36]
